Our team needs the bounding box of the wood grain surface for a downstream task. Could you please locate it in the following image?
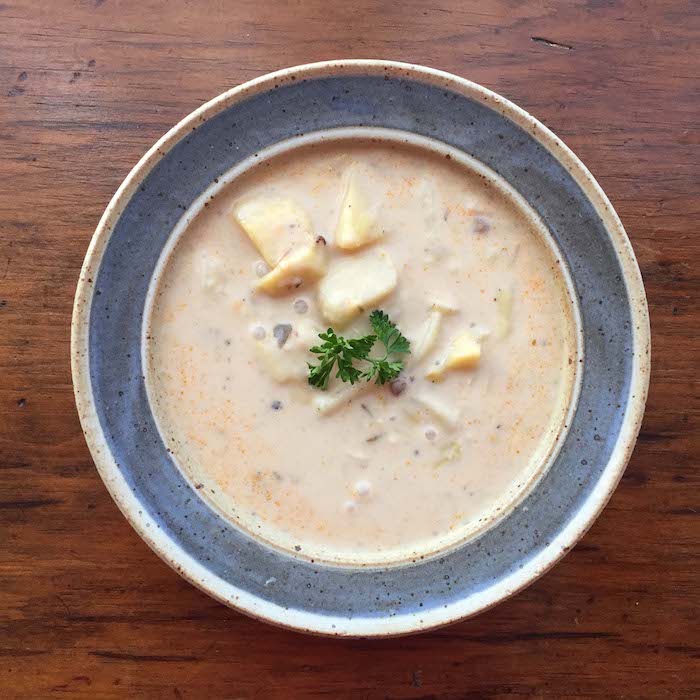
[1,1,698,697]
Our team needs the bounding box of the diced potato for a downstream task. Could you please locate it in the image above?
[415,177,445,228]
[408,298,458,366]
[411,310,443,362]
[313,382,368,415]
[426,330,481,381]
[233,197,315,267]
[255,244,326,296]
[435,441,463,469]
[415,178,457,264]
[430,295,459,315]
[469,324,491,342]
[255,343,307,383]
[444,331,482,370]
[254,320,320,384]
[495,288,513,338]
[200,252,227,294]
[335,167,381,250]
[318,249,397,326]
[411,393,460,428]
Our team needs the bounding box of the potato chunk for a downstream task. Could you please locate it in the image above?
[318,249,397,326]
[335,167,381,250]
[233,197,315,267]
[255,244,326,296]
[312,382,368,415]
[445,331,482,369]
[426,330,481,381]
[254,319,320,384]
[411,310,443,362]
[199,251,227,294]
[495,288,513,338]
[430,294,459,315]
[411,393,460,428]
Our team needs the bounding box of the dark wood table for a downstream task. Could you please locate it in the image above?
[1,1,697,697]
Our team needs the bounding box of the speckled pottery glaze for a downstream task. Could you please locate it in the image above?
[71,60,650,637]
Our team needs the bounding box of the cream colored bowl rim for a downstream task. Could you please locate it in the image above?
[71,59,650,637]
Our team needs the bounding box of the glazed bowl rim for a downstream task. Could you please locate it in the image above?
[71,59,650,637]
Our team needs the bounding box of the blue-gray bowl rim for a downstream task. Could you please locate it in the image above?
[71,60,650,637]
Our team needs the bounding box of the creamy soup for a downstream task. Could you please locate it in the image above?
[146,133,578,566]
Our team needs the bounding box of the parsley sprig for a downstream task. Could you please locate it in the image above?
[308,310,411,390]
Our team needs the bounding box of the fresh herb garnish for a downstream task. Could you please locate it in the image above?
[307,310,411,390]
[307,328,375,389]
[362,310,411,385]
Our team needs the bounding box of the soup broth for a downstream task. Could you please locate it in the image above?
[146,135,577,565]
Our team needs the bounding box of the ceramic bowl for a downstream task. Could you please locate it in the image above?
[71,60,650,637]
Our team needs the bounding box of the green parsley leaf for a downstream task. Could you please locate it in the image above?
[308,329,375,389]
[369,310,411,356]
[361,358,405,385]
[307,310,410,390]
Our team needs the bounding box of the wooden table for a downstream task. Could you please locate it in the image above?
[1,1,697,697]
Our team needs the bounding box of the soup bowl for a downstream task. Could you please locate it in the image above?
[71,60,650,637]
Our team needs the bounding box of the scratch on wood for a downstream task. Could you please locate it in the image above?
[0,462,33,470]
[89,651,199,662]
[621,470,648,485]
[531,36,574,50]
[665,645,700,657]
[573,543,600,552]
[638,430,678,443]
[0,498,62,509]
[56,594,72,616]
[440,631,617,643]
[66,612,213,623]
[506,631,615,642]
[51,676,91,692]
[664,507,698,515]
[0,649,49,657]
